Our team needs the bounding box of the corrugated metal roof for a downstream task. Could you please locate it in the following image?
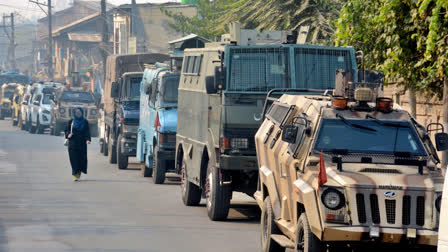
[168,34,209,44]
[52,12,100,37]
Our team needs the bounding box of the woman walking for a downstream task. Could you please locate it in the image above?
[65,107,91,181]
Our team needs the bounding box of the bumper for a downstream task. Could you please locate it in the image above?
[220,155,258,171]
[120,137,137,156]
[322,225,438,246]
[0,108,11,116]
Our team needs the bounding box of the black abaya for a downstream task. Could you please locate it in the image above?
[65,119,91,175]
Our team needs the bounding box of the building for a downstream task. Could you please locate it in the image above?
[112,3,197,55]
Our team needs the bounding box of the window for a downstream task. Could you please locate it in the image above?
[161,76,180,103]
[60,92,94,103]
[314,119,426,156]
[182,55,202,75]
[266,102,294,127]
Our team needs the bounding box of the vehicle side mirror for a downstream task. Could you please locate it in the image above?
[111,82,119,98]
[435,133,448,151]
[205,76,217,94]
[33,101,40,106]
[145,82,152,95]
[22,101,28,105]
[282,125,298,144]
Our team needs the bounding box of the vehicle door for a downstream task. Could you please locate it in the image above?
[148,77,159,150]
[31,94,42,123]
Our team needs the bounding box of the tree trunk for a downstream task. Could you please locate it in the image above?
[409,88,417,118]
[441,77,448,173]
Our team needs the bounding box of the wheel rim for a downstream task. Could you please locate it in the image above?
[297,227,305,252]
[261,208,269,246]
[180,161,187,194]
[205,172,213,210]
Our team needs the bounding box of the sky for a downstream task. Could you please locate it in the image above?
[0,0,182,22]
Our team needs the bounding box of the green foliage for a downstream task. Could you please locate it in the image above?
[335,0,448,97]
[164,0,345,43]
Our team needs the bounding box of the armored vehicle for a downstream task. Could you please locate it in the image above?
[176,25,358,221]
[100,53,170,170]
[11,85,25,126]
[137,64,180,182]
[438,169,448,251]
[254,87,448,251]
[0,83,21,120]
[50,86,98,136]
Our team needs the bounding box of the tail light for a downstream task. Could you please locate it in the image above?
[220,137,230,151]
[159,134,165,144]
[120,118,125,122]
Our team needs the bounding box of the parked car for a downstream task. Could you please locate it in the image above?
[137,63,180,182]
[50,86,99,136]
[101,53,169,169]
[254,86,447,251]
[11,84,25,126]
[21,84,37,131]
[28,82,63,134]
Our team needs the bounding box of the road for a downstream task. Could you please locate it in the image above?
[0,119,261,252]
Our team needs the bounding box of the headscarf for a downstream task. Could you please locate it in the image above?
[73,107,86,131]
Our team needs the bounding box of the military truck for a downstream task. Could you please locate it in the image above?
[50,86,99,136]
[254,86,448,251]
[101,53,170,169]
[137,63,180,182]
[176,24,358,221]
[0,83,22,120]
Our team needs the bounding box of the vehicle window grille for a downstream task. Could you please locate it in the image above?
[294,48,353,90]
[356,193,366,224]
[266,102,294,127]
[359,168,401,174]
[402,195,411,225]
[385,199,396,224]
[416,196,425,226]
[228,47,290,92]
[370,194,381,224]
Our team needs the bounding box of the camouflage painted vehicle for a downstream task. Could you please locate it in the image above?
[254,87,448,251]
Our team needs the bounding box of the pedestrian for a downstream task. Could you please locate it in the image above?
[65,107,91,181]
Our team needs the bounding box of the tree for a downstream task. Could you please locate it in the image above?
[335,0,448,166]
[164,0,345,43]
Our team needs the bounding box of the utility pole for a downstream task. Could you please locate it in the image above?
[100,0,108,80]
[1,13,16,70]
[29,0,53,79]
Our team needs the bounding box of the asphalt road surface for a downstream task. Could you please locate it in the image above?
[0,119,261,252]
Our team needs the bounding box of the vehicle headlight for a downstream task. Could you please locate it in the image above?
[231,138,249,150]
[435,195,442,212]
[43,110,51,114]
[321,188,345,210]
[90,109,97,115]
[59,108,65,113]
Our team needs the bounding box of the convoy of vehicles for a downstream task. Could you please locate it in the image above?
[175,28,357,221]
[254,85,447,251]
[0,83,21,120]
[137,63,180,183]
[2,28,446,252]
[50,86,99,136]
[100,53,170,169]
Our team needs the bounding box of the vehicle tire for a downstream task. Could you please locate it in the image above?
[117,135,128,169]
[29,119,36,134]
[100,139,104,153]
[294,213,323,252]
[141,162,153,177]
[181,158,201,206]
[53,123,61,136]
[0,111,4,120]
[102,138,108,156]
[261,196,285,252]
[108,133,117,164]
[19,116,25,130]
[37,119,44,134]
[152,145,166,184]
[205,161,231,221]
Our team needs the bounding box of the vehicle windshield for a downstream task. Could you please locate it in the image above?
[161,77,179,104]
[0,75,29,85]
[42,95,52,105]
[314,119,426,156]
[60,91,94,103]
[4,91,14,99]
[122,77,142,101]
